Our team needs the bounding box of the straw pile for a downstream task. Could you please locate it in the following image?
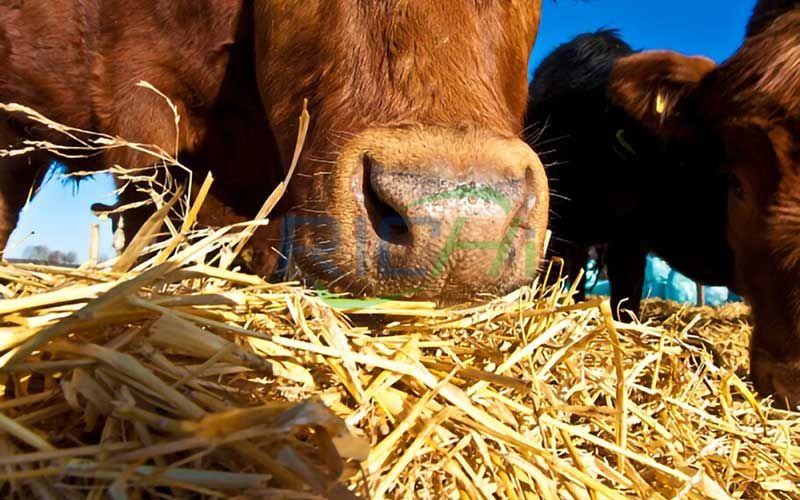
[1,97,799,499]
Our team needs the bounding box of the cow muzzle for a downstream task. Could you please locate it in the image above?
[289,127,549,302]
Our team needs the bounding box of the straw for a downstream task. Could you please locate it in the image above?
[0,99,797,499]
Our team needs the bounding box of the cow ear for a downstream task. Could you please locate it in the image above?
[609,50,716,138]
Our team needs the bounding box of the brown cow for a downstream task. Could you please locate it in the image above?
[0,1,549,303]
[608,8,800,407]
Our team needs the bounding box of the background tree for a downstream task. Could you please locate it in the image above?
[21,245,79,266]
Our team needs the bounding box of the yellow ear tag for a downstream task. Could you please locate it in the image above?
[655,92,666,115]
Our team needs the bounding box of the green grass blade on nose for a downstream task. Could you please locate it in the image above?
[407,184,512,214]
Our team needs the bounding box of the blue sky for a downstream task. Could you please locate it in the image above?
[6,0,757,262]
[529,0,756,73]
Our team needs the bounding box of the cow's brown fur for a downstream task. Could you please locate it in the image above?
[609,51,716,138]
[0,1,283,274]
[0,0,548,302]
[609,9,800,408]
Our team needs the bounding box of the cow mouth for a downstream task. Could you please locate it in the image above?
[361,154,412,247]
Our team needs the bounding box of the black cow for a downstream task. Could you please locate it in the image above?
[746,0,800,36]
[525,30,734,315]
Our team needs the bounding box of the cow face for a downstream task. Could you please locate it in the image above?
[720,120,800,409]
[608,12,800,409]
[251,0,548,302]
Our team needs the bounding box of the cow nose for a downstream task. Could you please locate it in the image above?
[358,138,547,287]
[364,155,540,242]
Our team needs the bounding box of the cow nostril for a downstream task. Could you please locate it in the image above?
[362,155,411,245]
[523,167,539,213]
[525,166,538,191]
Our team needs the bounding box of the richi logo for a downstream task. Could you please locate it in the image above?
[282,185,539,308]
